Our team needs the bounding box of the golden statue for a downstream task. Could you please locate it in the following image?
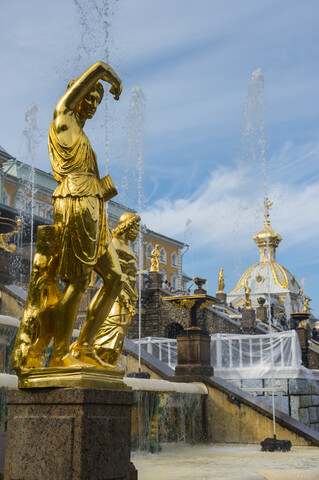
[0,218,21,253]
[13,62,124,378]
[150,244,161,273]
[93,212,140,366]
[217,267,225,293]
[12,226,60,370]
[302,298,312,314]
[244,276,252,310]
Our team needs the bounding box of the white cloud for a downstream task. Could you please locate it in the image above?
[142,139,319,259]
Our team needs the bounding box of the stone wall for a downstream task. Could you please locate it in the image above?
[308,347,319,370]
[127,286,242,339]
[206,378,310,445]
[227,377,319,433]
[197,308,241,334]
[128,288,190,339]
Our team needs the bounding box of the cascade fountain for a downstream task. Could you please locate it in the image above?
[1,6,319,478]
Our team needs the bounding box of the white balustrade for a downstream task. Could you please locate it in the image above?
[134,331,303,380]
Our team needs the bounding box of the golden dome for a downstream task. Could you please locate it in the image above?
[228,199,301,310]
[253,220,282,249]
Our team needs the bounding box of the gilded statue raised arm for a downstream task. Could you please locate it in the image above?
[93,213,140,366]
[13,62,123,375]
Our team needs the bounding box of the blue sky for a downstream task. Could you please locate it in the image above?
[1,0,319,314]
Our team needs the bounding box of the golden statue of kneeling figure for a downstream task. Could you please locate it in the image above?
[12,62,137,386]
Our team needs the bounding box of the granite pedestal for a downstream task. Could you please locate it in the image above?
[216,292,227,304]
[296,327,309,368]
[175,330,214,377]
[241,308,256,333]
[256,306,267,323]
[148,271,162,289]
[5,388,137,480]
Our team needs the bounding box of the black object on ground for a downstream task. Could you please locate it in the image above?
[261,436,292,452]
[126,371,150,379]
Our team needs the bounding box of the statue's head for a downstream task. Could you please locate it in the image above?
[68,79,104,120]
[113,212,141,241]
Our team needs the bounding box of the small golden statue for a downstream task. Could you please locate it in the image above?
[244,276,252,310]
[12,62,127,384]
[150,244,161,273]
[217,267,225,293]
[0,218,21,253]
[93,212,140,366]
[302,298,312,314]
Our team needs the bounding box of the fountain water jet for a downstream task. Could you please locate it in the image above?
[127,85,146,372]
[73,0,119,176]
[241,68,291,450]
[23,102,38,276]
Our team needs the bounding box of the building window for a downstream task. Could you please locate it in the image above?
[161,268,167,282]
[171,273,178,291]
[160,248,166,264]
[171,252,177,267]
[146,244,153,259]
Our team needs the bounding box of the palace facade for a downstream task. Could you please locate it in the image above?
[0,144,189,291]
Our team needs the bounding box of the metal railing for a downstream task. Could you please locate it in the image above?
[132,337,177,369]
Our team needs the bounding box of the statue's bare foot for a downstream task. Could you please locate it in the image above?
[70,342,115,369]
[49,353,86,368]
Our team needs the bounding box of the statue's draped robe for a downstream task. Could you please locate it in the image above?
[48,122,111,281]
[93,236,138,355]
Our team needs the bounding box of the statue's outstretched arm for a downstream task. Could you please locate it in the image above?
[58,61,122,111]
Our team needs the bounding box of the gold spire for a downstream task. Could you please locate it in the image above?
[231,199,300,294]
[253,198,282,262]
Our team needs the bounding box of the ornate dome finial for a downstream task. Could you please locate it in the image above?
[253,199,282,262]
[264,197,273,222]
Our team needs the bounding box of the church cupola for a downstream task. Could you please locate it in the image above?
[253,198,282,262]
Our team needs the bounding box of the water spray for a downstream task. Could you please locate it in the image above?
[127,85,147,376]
[23,102,38,277]
[244,68,290,451]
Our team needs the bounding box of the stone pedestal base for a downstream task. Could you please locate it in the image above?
[256,306,267,324]
[241,309,256,333]
[175,330,213,377]
[216,292,227,304]
[148,271,162,289]
[5,388,137,480]
[18,366,127,389]
[296,327,309,368]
